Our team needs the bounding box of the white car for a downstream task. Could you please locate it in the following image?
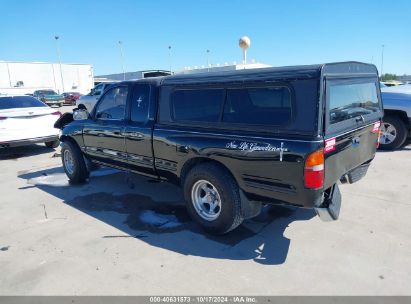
[0,95,61,148]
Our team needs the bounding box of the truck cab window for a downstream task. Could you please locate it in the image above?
[131,84,150,122]
[95,86,128,120]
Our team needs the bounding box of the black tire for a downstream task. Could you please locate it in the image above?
[379,116,408,150]
[58,103,63,107]
[61,140,89,184]
[183,163,243,234]
[44,140,59,149]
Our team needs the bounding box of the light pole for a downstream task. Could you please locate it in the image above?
[54,35,65,93]
[380,44,385,81]
[118,41,126,81]
[206,49,210,72]
[168,46,172,74]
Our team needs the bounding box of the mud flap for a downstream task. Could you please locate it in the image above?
[315,184,341,222]
[240,190,262,219]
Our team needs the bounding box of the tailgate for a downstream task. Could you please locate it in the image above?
[324,123,379,189]
[323,77,383,189]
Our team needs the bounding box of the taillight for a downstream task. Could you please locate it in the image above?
[51,111,62,116]
[372,121,381,133]
[377,128,381,148]
[304,149,324,189]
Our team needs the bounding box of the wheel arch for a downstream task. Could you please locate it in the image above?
[384,109,410,128]
[179,157,237,187]
[60,135,82,149]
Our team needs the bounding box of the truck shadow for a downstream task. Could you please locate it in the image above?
[18,166,316,265]
[0,144,57,160]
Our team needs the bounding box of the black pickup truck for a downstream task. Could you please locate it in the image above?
[55,62,383,234]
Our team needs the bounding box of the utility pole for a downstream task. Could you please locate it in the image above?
[118,41,126,81]
[168,46,172,74]
[380,44,385,81]
[206,49,210,72]
[54,35,65,93]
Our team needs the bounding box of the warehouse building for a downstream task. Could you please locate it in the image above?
[0,61,94,95]
[177,62,271,75]
[96,70,171,82]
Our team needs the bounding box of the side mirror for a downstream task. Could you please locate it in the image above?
[73,109,89,121]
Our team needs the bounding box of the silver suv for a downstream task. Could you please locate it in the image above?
[76,82,117,112]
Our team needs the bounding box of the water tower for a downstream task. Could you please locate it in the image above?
[239,36,251,65]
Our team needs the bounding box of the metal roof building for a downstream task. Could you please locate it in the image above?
[0,61,94,95]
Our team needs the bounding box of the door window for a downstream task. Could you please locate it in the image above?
[92,83,104,96]
[95,86,128,120]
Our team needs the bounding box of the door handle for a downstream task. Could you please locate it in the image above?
[355,115,365,123]
[129,132,143,138]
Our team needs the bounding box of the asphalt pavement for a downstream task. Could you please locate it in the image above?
[0,116,410,295]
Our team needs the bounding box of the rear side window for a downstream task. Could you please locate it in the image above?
[0,96,46,109]
[329,81,380,125]
[171,89,225,122]
[223,87,291,126]
[131,84,150,123]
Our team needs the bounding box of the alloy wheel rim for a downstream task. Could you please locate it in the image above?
[380,122,397,145]
[191,180,222,221]
[63,149,75,175]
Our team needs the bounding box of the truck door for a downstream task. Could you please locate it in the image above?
[124,83,156,177]
[83,85,128,167]
[323,77,383,189]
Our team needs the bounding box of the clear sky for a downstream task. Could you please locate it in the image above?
[1,0,410,76]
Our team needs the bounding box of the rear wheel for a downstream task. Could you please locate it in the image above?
[45,140,59,149]
[61,141,89,183]
[183,163,243,234]
[379,116,408,150]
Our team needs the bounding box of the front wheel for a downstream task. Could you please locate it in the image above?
[183,163,243,234]
[379,116,408,150]
[61,141,89,184]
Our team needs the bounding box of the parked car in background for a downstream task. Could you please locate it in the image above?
[0,95,61,148]
[383,80,404,87]
[380,85,411,150]
[33,89,65,107]
[63,92,81,105]
[76,82,116,112]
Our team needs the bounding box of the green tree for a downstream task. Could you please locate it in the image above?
[381,73,398,81]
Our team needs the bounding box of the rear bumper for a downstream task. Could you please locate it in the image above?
[44,100,63,104]
[0,135,58,148]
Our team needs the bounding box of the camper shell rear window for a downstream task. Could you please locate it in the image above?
[325,77,383,135]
